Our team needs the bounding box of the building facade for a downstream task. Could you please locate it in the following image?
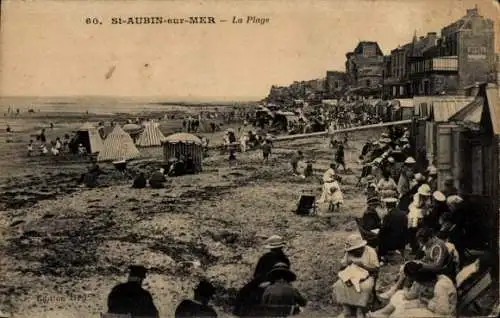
[345,41,385,97]
[325,71,347,98]
[407,8,495,97]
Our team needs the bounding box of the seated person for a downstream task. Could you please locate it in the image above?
[333,234,379,318]
[132,172,147,189]
[261,263,306,316]
[175,280,217,317]
[149,168,166,188]
[368,261,456,317]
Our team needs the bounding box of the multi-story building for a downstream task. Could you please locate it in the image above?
[408,8,495,96]
[345,41,385,97]
[325,71,347,98]
[384,32,438,98]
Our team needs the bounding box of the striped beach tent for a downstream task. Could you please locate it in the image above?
[97,125,140,162]
[77,122,104,154]
[135,121,166,147]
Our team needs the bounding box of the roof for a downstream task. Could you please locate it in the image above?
[430,97,475,122]
[97,125,141,162]
[135,121,166,147]
[485,84,500,135]
[163,133,202,145]
[448,97,484,124]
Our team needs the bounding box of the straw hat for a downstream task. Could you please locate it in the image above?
[400,137,409,143]
[388,157,395,163]
[428,166,438,175]
[264,235,286,249]
[344,233,367,252]
[417,184,432,196]
[432,191,446,202]
[381,133,389,138]
[404,157,416,164]
[446,195,464,206]
[414,173,426,182]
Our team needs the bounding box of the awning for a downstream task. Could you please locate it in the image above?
[485,84,500,135]
[430,97,475,122]
[448,98,484,124]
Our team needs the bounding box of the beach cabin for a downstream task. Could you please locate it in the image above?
[162,133,203,173]
[135,121,166,158]
[74,122,104,154]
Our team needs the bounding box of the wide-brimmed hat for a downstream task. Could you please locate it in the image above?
[446,195,463,206]
[428,166,438,175]
[417,184,432,196]
[267,262,296,282]
[414,173,426,182]
[404,157,416,164]
[345,233,367,252]
[400,137,409,143]
[387,157,395,163]
[432,191,446,202]
[381,133,389,138]
[264,235,286,249]
[367,196,382,206]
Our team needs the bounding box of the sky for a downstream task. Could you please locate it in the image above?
[1,0,499,100]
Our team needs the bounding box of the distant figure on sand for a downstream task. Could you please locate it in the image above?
[107,265,159,317]
[149,168,166,188]
[132,172,147,189]
[175,280,218,318]
[27,140,34,156]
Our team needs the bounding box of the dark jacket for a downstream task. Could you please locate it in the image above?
[149,171,166,188]
[175,299,217,317]
[254,250,290,280]
[133,174,147,189]
[379,207,408,255]
[261,281,307,316]
[360,209,381,232]
[107,282,159,317]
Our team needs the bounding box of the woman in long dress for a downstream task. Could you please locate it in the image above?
[376,170,398,199]
[368,261,456,318]
[333,234,379,318]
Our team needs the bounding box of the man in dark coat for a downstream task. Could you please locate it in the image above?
[107,265,159,317]
[149,168,166,188]
[175,280,218,317]
[378,197,408,262]
[260,263,307,317]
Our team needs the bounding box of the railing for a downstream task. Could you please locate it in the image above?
[409,56,458,74]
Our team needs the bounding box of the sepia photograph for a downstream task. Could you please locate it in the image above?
[0,0,499,317]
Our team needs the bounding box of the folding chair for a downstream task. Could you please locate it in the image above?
[296,194,316,216]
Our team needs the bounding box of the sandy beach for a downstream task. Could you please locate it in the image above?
[0,110,496,318]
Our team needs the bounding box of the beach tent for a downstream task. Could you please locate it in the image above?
[97,125,141,162]
[75,122,104,154]
[135,121,166,147]
[162,133,203,172]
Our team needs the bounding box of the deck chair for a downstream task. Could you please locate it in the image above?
[457,269,493,315]
[356,165,372,188]
[296,195,316,216]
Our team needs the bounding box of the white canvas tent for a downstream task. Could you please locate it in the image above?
[97,125,141,162]
[76,122,104,154]
[135,121,166,147]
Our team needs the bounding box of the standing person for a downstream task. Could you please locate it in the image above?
[335,144,346,171]
[333,234,380,318]
[240,133,248,153]
[290,151,303,175]
[262,139,272,162]
[397,157,416,198]
[426,166,438,192]
[442,177,458,197]
[107,265,159,317]
[27,140,34,156]
[175,280,218,317]
[39,128,46,143]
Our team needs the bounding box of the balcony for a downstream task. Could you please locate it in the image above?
[410,56,458,75]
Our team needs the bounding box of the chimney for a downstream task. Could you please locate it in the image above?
[466,8,478,16]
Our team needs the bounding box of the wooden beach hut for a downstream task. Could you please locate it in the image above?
[97,125,141,162]
[162,133,203,173]
[75,122,104,154]
[135,121,166,158]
